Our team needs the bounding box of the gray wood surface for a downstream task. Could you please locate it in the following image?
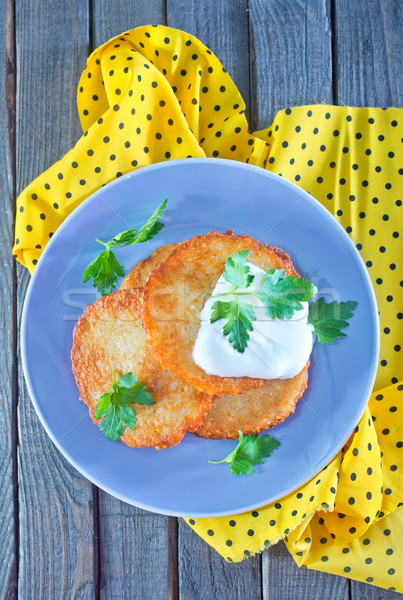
[335,0,403,107]
[15,1,95,599]
[99,502,176,600]
[2,0,402,599]
[0,0,17,598]
[262,541,349,600]
[178,521,262,600]
[92,0,165,48]
[249,0,333,129]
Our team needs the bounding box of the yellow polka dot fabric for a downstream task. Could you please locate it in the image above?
[188,385,403,592]
[13,25,402,591]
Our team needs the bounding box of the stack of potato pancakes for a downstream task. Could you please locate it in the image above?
[71,231,309,449]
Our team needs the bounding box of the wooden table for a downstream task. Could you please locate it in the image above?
[1,1,402,598]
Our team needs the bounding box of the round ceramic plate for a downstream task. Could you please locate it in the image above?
[21,158,379,517]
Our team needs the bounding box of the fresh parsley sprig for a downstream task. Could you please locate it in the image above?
[222,249,255,289]
[211,299,256,353]
[209,430,281,475]
[257,269,317,319]
[95,371,156,442]
[308,298,358,343]
[83,198,167,295]
[210,250,317,352]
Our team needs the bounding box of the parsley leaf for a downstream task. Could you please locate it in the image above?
[211,299,256,353]
[83,198,167,295]
[108,198,167,247]
[127,198,167,245]
[94,371,155,442]
[210,252,317,352]
[209,430,281,475]
[308,298,357,343]
[222,250,255,289]
[256,269,317,319]
[83,248,125,296]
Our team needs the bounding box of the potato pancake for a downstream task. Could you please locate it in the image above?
[120,243,180,290]
[191,361,309,439]
[71,289,214,449]
[142,231,300,396]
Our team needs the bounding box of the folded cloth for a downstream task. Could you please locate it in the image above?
[188,387,403,591]
[13,25,402,592]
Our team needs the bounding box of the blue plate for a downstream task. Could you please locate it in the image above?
[21,158,379,517]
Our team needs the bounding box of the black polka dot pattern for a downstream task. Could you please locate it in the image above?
[12,29,403,585]
[262,106,402,391]
[186,382,402,580]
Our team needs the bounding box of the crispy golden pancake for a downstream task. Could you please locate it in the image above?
[71,289,214,449]
[192,362,309,439]
[120,243,180,290]
[143,231,299,396]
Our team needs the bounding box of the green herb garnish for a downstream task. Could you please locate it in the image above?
[209,430,281,475]
[256,269,317,319]
[308,298,358,344]
[210,299,256,353]
[222,249,255,289]
[210,250,317,352]
[95,371,155,441]
[83,198,167,295]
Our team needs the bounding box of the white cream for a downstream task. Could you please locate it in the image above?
[192,263,314,379]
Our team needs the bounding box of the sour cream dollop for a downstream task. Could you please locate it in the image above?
[192,263,314,379]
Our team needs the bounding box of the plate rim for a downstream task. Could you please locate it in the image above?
[20,157,380,517]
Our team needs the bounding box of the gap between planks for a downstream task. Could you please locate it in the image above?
[7,0,19,597]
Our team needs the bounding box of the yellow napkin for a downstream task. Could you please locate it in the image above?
[13,25,402,592]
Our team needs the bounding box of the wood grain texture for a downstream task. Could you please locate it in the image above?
[0,0,17,598]
[351,579,402,600]
[262,542,349,600]
[334,0,403,107]
[178,521,262,600]
[167,0,251,123]
[98,502,176,600]
[15,1,95,598]
[92,0,165,48]
[249,0,333,129]
[5,2,402,600]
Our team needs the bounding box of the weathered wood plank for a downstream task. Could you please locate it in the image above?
[178,522,262,600]
[265,539,402,600]
[15,1,95,598]
[0,0,17,598]
[92,0,165,48]
[166,0,251,123]
[351,578,402,600]
[335,0,403,106]
[262,542,349,600]
[249,0,333,129]
[99,503,176,600]
[90,4,176,599]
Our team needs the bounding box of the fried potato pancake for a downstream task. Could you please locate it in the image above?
[143,231,299,396]
[191,361,309,439]
[71,289,214,449]
[120,243,180,290]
